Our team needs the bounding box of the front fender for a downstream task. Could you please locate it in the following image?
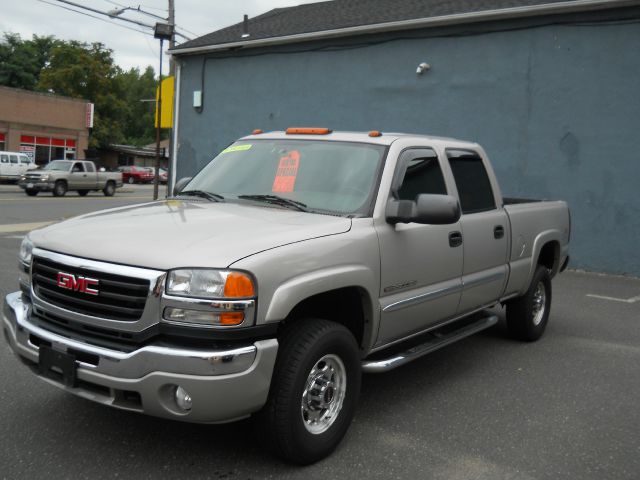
[265,264,377,323]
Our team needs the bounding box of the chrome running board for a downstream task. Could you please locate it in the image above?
[362,313,498,373]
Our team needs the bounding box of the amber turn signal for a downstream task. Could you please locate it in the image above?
[224,272,255,297]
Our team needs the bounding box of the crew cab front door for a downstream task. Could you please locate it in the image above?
[375,148,463,346]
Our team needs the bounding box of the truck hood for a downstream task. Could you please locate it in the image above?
[29,200,352,270]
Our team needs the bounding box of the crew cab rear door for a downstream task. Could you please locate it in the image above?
[375,147,463,345]
[445,149,509,313]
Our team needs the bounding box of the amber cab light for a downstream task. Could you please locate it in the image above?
[252,129,263,134]
[368,130,382,137]
[224,272,255,297]
[286,127,332,135]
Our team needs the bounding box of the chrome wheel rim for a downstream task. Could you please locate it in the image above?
[532,282,546,326]
[301,354,347,435]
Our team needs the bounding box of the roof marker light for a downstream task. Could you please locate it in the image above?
[285,128,332,135]
[252,129,263,134]
[368,131,382,137]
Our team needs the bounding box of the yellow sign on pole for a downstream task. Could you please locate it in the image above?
[155,76,174,128]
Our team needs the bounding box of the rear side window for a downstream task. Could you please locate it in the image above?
[396,149,447,200]
[85,162,95,172]
[10,155,18,164]
[447,150,496,214]
[0,154,7,163]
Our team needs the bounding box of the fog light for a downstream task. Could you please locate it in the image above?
[163,307,244,326]
[174,386,192,412]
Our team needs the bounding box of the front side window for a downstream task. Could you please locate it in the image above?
[396,148,447,200]
[447,149,496,214]
[185,140,386,216]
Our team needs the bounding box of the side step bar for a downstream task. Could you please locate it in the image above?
[362,313,498,373]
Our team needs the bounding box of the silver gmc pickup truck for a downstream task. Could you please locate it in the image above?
[18,159,122,197]
[3,129,570,464]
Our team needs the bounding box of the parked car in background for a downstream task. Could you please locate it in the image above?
[159,168,168,184]
[118,165,155,184]
[0,151,37,182]
[19,160,123,196]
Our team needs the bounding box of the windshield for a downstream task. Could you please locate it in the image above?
[43,160,72,171]
[185,140,386,215]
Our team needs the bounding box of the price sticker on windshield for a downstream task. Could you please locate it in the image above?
[272,150,300,193]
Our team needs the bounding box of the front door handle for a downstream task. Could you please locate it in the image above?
[449,231,463,248]
[494,225,505,239]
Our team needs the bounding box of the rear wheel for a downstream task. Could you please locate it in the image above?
[78,190,89,196]
[257,318,361,465]
[506,265,552,341]
[52,180,67,197]
[103,181,115,197]
[25,189,38,196]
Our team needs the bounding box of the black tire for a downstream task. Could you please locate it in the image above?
[257,318,361,465]
[25,189,38,196]
[103,182,115,197]
[52,180,67,197]
[506,265,552,341]
[128,176,135,184]
[78,190,89,196]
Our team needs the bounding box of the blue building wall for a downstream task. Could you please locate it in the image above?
[175,12,640,276]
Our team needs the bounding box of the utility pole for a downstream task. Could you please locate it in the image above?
[168,0,175,75]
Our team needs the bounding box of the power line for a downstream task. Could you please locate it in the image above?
[37,0,154,37]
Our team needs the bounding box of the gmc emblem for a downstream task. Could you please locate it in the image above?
[56,272,99,296]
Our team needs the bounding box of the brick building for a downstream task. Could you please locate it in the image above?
[0,86,90,165]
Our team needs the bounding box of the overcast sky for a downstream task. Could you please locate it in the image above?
[1,0,323,74]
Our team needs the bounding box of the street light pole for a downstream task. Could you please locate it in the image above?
[153,22,173,201]
[154,37,163,201]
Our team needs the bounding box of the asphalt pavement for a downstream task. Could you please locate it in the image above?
[0,184,638,479]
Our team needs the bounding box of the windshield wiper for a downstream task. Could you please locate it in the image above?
[178,190,225,202]
[238,194,308,212]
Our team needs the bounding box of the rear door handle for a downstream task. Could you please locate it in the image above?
[449,231,463,248]
[494,225,504,239]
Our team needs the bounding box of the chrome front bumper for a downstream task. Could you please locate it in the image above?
[3,291,278,423]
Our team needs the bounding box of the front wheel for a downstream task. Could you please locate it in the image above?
[52,180,67,197]
[506,265,552,341]
[257,319,361,465]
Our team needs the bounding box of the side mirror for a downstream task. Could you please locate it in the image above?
[173,177,192,196]
[386,194,461,225]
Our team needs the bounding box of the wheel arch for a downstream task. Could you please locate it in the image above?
[264,266,378,353]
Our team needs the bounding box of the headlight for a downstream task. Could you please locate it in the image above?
[19,236,33,265]
[166,269,255,298]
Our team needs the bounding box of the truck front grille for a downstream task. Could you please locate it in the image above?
[32,256,149,321]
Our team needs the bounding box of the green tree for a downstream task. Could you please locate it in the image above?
[117,66,158,146]
[0,33,163,149]
[38,41,130,148]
